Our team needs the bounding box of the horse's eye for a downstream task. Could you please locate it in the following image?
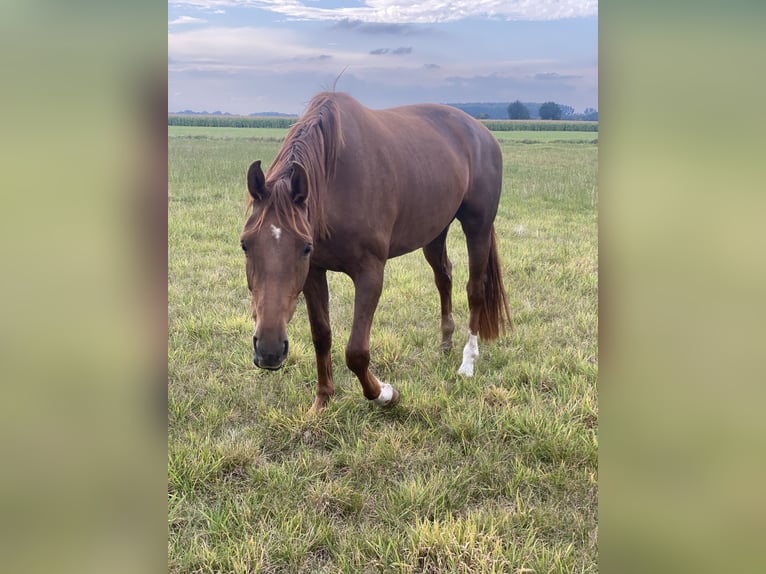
[302,244,313,256]
[240,240,248,253]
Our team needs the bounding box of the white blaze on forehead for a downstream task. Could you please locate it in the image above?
[270,224,282,241]
[457,332,479,377]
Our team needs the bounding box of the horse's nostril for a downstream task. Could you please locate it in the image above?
[251,335,287,369]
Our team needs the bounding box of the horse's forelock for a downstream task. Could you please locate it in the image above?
[245,178,312,243]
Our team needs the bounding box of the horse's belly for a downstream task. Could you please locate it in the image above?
[387,193,462,258]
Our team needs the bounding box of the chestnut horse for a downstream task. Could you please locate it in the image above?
[240,92,510,412]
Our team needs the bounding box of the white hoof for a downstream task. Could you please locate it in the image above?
[373,382,399,407]
[457,332,479,377]
[457,362,474,377]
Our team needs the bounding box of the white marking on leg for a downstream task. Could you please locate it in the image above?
[270,224,282,241]
[373,383,395,406]
[457,331,479,377]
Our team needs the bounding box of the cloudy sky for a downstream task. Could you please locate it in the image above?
[168,1,598,115]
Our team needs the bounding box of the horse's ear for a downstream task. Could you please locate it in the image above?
[247,160,267,202]
[290,162,309,206]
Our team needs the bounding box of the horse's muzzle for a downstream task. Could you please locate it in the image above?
[253,335,289,370]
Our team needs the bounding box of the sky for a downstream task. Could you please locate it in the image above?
[168,1,598,115]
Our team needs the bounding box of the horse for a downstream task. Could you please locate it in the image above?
[240,92,511,413]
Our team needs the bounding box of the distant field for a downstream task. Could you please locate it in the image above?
[169,115,297,129]
[167,114,597,132]
[168,126,289,141]
[169,127,598,572]
[169,125,597,144]
[491,130,598,143]
[482,120,598,132]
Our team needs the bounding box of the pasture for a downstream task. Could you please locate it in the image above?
[168,124,598,572]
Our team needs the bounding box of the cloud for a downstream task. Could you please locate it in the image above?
[169,16,208,26]
[169,26,301,70]
[168,26,367,74]
[168,1,246,7]
[333,18,423,35]
[534,72,583,81]
[167,4,598,113]
[299,54,334,62]
[370,46,412,56]
[168,1,598,23]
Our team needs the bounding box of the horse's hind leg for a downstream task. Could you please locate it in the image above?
[456,212,510,376]
[422,227,455,352]
[456,230,492,376]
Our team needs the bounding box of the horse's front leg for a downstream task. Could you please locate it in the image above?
[303,266,335,413]
[345,263,400,407]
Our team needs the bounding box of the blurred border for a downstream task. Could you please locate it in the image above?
[601,2,766,572]
[1,2,167,573]
[3,1,765,573]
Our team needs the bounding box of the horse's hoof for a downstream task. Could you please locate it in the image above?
[308,396,329,416]
[386,386,401,407]
[306,406,322,418]
[457,333,478,377]
[457,364,474,377]
[373,383,400,407]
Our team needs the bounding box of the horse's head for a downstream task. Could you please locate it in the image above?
[240,160,313,370]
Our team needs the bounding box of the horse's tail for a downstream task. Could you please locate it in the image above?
[477,227,512,340]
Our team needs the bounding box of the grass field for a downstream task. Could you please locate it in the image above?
[168,125,598,572]
[167,115,596,133]
[169,126,290,141]
[169,125,597,144]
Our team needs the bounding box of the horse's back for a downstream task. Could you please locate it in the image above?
[327,92,500,182]
[319,93,503,260]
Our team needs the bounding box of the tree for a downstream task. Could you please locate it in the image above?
[507,100,530,120]
[539,101,562,120]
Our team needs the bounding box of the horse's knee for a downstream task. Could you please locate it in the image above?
[312,327,332,355]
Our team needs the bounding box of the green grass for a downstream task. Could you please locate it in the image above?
[491,130,598,144]
[481,120,598,132]
[167,115,597,133]
[169,126,598,572]
[169,126,290,141]
[169,125,597,144]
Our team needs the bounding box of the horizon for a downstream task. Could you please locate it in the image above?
[169,98,597,118]
[168,1,598,116]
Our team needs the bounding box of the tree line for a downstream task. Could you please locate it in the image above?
[507,100,597,121]
[452,102,597,121]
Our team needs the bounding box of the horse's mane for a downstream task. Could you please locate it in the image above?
[246,92,344,241]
